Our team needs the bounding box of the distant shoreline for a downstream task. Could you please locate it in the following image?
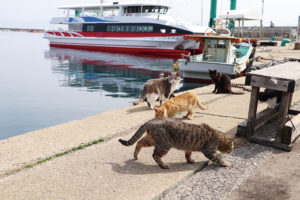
[0,28,44,33]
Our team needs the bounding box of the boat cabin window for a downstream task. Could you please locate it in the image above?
[69,24,83,32]
[205,39,228,62]
[75,10,82,17]
[142,6,168,14]
[84,8,99,16]
[207,39,217,48]
[102,7,119,16]
[107,24,154,32]
[217,40,226,48]
[87,25,95,32]
[124,6,142,13]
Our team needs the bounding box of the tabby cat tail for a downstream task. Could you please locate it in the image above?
[119,123,148,146]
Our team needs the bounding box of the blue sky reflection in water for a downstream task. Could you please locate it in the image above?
[0,31,205,140]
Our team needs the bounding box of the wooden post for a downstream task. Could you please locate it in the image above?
[246,86,260,137]
[275,92,292,142]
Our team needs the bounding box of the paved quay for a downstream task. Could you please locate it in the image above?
[1,77,300,199]
[1,54,300,199]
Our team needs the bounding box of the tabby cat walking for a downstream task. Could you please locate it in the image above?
[119,118,235,169]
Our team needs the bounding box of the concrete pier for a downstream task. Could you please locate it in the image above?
[0,45,300,199]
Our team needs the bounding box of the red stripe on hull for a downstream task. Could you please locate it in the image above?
[46,31,202,38]
[50,43,189,59]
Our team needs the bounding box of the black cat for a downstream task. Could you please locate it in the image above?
[208,70,244,94]
[258,89,282,109]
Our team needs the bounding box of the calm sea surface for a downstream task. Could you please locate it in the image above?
[0,31,205,140]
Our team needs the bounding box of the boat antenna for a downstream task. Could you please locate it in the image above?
[201,0,203,26]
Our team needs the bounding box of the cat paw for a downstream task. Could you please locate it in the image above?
[219,161,229,167]
[159,164,170,169]
[187,159,195,164]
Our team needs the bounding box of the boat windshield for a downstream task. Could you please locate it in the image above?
[124,6,168,14]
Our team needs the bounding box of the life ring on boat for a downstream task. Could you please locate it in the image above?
[215,27,231,36]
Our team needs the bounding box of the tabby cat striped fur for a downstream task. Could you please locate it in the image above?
[119,118,235,169]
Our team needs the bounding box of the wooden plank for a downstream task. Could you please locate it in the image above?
[275,92,292,142]
[250,75,291,92]
[245,74,251,86]
[283,113,300,144]
[246,86,260,137]
[247,136,293,151]
[248,62,300,81]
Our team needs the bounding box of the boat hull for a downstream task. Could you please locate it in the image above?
[44,32,196,58]
[177,59,239,83]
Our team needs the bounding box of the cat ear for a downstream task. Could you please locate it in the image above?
[167,71,172,76]
[176,71,181,77]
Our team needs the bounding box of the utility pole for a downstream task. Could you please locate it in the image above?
[228,0,237,35]
[294,16,300,50]
[260,0,264,39]
[209,0,217,27]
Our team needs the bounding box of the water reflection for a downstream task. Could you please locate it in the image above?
[45,48,205,98]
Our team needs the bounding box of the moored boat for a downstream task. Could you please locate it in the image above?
[44,1,210,58]
[174,32,253,83]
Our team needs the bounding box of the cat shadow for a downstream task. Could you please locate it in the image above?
[196,92,215,96]
[106,159,207,175]
[126,106,152,114]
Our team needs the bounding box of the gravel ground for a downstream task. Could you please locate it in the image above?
[158,143,275,200]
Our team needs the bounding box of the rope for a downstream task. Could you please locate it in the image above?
[231,83,252,92]
[287,115,296,132]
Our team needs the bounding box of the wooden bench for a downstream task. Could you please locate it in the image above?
[236,62,300,151]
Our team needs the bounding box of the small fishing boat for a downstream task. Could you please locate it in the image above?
[174,29,253,83]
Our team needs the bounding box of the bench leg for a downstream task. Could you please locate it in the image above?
[275,92,292,143]
[246,86,260,137]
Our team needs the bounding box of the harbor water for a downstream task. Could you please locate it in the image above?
[0,31,205,140]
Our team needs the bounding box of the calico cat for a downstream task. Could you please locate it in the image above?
[154,91,208,120]
[208,69,244,94]
[119,118,235,169]
[258,89,282,109]
[133,71,181,109]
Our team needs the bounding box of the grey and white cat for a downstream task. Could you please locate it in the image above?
[258,89,282,109]
[133,71,181,109]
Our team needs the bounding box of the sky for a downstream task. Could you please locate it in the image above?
[0,0,299,29]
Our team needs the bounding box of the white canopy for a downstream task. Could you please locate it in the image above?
[219,9,262,21]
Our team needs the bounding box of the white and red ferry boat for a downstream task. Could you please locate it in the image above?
[44,1,209,58]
